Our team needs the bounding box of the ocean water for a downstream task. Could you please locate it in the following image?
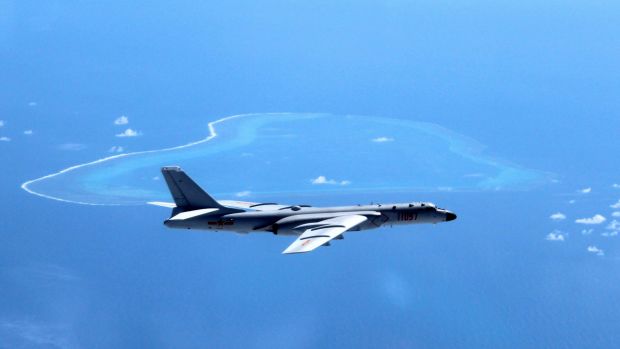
[23,113,548,205]
[2,1,620,348]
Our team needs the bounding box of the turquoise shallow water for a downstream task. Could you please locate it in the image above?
[24,113,550,205]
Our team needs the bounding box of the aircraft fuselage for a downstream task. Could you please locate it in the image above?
[164,202,456,236]
[158,166,457,253]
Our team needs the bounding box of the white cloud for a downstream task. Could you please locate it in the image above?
[58,143,86,151]
[610,200,620,209]
[575,214,606,225]
[108,146,124,153]
[545,231,565,242]
[579,187,592,194]
[152,176,160,181]
[311,176,332,184]
[311,175,351,186]
[606,219,620,231]
[28,101,37,107]
[235,190,252,198]
[0,120,4,127]
[371,136,394,143]
[0,136,10,142]
[587,245,604,256]
[612,212,620,218]
[115,128,140,137]
[550,212,566,221]
[612,184,620,189]
[581,229,594,235]
[114,115,129,125]
[602,231,618,237]
[568,199,576,204]
[23,130,33,135]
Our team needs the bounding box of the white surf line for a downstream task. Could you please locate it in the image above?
[20,113,259,206]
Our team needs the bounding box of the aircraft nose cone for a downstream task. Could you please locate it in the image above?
[446,212,457,222]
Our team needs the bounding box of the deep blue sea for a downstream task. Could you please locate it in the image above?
[1,1,620,348]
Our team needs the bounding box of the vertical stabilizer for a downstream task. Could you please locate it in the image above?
[161,166,226,210]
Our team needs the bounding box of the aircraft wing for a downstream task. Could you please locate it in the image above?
[282,215,368,254]
[148,200,292,211]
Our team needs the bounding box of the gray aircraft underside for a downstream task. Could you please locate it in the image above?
[151,167,457,254]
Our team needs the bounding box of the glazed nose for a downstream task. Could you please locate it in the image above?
[445,212,457,221]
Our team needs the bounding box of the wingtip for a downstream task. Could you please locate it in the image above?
[282,248,305,255]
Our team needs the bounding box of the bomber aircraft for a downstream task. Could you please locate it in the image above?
[150,167,457,254]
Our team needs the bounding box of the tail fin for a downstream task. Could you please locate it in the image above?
[161,166,226,210]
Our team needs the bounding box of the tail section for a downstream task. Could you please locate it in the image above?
[161,166,228,210]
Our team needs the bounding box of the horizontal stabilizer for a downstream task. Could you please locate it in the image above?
[169,208,220,221]
[147,201,177,208]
